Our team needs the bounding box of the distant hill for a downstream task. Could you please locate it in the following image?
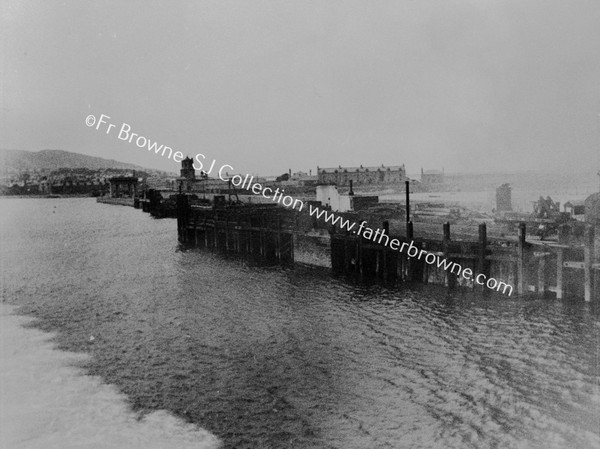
[0,149,154,173]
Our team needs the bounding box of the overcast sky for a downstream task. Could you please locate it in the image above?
[2,0,600,175]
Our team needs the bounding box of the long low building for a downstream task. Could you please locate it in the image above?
[317,164,406,186]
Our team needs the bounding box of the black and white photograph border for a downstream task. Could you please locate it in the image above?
[1,1,599,448]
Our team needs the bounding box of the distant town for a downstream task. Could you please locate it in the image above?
[1,149,447,197]
[0,149,170,196]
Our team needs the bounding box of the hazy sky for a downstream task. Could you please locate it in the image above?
[2,0,600,175]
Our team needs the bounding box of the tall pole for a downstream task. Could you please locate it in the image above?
[405,180,410,225]
[405,179,413,240]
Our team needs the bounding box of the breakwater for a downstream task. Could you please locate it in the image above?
[176,196,295,266]
[172,194,599,301]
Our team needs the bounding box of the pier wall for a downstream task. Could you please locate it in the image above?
[176,195,296,266]
[173,194,598,300]
[96,197,134,207]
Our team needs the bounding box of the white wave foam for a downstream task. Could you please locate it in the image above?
[0,304,221,449]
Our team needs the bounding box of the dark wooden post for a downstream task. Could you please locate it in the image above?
[422,242,429,284]
[405,221,414,281]
[344,235,351,272]
[517,223,526,295]
[329,224,338,272]
[584,225,594,302]
[204,215,209,247]
[478,223,487,292]
[176,194,189,243]
[405,180,410,226]
[358,234,364,279]
[225,213,230,251]
[537,255,546,297]
[276,215,281,263]
[443,222,454,288]
[259,212,265,258]
[382,221,389,281]
[556,248,563,299]
[400,246,407,282]
[213,210,219,248]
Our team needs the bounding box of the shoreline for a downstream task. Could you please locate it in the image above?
[0,303,221,449]
[0,194,96,199]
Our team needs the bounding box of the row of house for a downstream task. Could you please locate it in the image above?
[0,168,148,196]
[1,178,111,195]
[316,165,444,186]
[172,158,443,193]
[316,164,407,186]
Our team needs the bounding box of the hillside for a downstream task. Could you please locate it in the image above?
[0,149,152,173]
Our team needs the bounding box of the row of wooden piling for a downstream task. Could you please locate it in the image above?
[174,194,598,301]
[177,195,294,265]
[330,220,598,300]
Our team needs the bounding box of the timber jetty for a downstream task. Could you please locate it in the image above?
[171,194,600,302]
[177,197,295,265]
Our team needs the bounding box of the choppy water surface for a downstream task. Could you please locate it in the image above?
[2,198,599,449]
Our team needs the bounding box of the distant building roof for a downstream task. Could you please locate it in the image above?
[318,164,405,173]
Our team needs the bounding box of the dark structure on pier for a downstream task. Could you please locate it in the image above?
[174,193,599,301]
[109,176,138,198]
[178,157,196,192]
[176,195,295,265]
[330,220,599,300]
